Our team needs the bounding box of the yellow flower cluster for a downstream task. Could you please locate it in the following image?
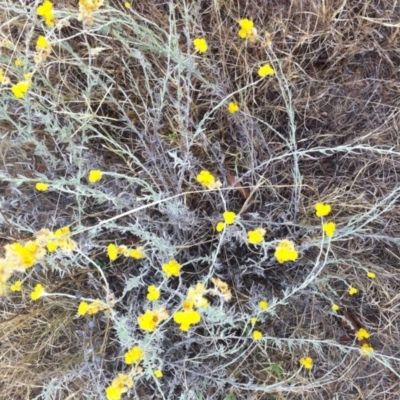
[174,282,208,331]
[193,38,208,53]
[196,170,222,189]
[162,259,181,278]
[105,373,134,400]
[124,346,143,365]
[356,328,370,341]
[238,19,257,42]
[259,300,268,310]
[252,330,262,340]
[37,0,56,27]
[11,77,32,99]
[0,226,76,295]
[348,286,358,295]
[361,343,374,356]
[88,169,103,183]
[34,35,52,64]
[107,244,145,261]
[137,307,168,332]
[331,304,340,311]
[35,182,49,191]
[300,356,313,369]
[36,35,49,51]
[154,369,163,378]
[274,239,299,264]
[78,0,105,26]
[315,202,331,217]
[323,221,336,237]
[77,299,109,316]
[146,285,160,301]
[42,226,77,253]
[0,226,77,294]
[216,211,237,232]
[10,280,22,292]
[247,227,266,245]
[31,283,45,301]
[258,63,275,77]
[228,101,240,114]
[174,309,201,332]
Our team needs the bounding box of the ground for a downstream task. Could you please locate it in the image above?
[1,1,400,399]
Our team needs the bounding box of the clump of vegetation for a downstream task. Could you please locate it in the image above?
[1,0,400,399]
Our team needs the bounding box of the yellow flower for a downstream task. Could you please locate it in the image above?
[77,299,109,317]
[14,59,24,67]
[315,202,331,217]
[216,222,226,232]
[223,211,236,225]
[247,227,266,245]
[323,221,336,237]
[252,330,262,341]
[11,81,31,99]
[10,280,22,292]
[124,346,143,365]
[45,227,76,253]
[360,343,374,356]
[88,169,103,183]
[36,35,49,50]
[137,308,168,332]
[251,317,257,325]
[111,373,133,393]
[300,356,313,369]
[331,304,340,311]
[196,170,221,189]
[274,239,299,264]
[77,301,89,316]
[5,241,44,269]
[138,310,157,332]
[124,1,131,7]
[35,182,49,191]
[105,386,122,400]
[238,18,254,38]
[258,63,275,77]
[86,299,108,315]
[37,0,56,27]
[259,300,268,310]
[31,283,45,300]
[128,247,146,259]
[162,259,181,278]
[348,286,358,295]
[228,102,239,114]
[147,285,160,301]
[239,19,254,31]
[107,244,118,261]
[367,271,376,279]
[174,309,201,331]
[154,369,163,378]
[356,328,370,341]
[193,38,208,53]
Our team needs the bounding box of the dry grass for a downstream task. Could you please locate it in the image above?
[1,0,400,399]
